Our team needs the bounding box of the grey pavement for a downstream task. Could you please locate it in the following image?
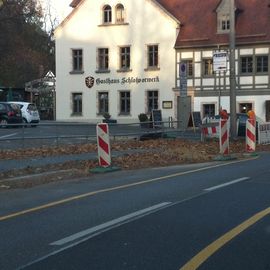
[0,149,150,173]
[0,130,201,173]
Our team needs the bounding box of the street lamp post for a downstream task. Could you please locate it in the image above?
[229,0,237,139]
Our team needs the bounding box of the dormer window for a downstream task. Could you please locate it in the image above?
[116,4,125,23]
[103,5,112,23]
[221,17,230,31]
[218,14,230,32]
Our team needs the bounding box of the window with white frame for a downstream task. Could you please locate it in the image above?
[240,56,253,74]
[72,49,83,72]
[97,48,109,71]
[119,91,130,114]
[116,4,125,23]
[182,59,193,77]
[103,5,112,23]
[119,46,130,70]
[203,58,213,76]
[256,55,268,73]
[218,14,230,33]
[147,90,158,113]
[240,55,268,74]
[203,104,215,118]
[72,93,82,115]
[147,45,159,69]
[98,92,109,114]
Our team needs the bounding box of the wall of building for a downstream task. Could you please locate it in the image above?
[177,46,270,121]
[55,0,179,123]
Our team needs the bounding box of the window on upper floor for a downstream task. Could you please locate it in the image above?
[119,46,131,71]
[182,60,194,77]
[97,48,109,72]
[240,56,253,74]
[116,4,125,23]
[203,59,213,76]
[240,55,269,74]
[71,49,83,73]
[103,5,112,23]
[256,55,268,73]
[147,45,159,70]
[218,14,230,33]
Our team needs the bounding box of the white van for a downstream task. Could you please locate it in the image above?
[9,102,40,126]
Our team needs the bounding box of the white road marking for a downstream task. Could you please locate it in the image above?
[50,202,171,246]
[204,177,250,192]
[0,132,18,139]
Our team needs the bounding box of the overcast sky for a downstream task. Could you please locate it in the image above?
[40,0,72,23]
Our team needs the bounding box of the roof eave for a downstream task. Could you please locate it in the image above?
[150,0,180,25]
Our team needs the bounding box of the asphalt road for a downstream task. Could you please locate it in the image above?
[1,153,270,269]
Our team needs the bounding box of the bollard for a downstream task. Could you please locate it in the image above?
[96,123,111,167]
[220,119,229,155]
[246,119,256,153]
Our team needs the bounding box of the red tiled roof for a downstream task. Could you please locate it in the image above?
[70,0,81,8]
[157,0,270,48]
[69,0,270,48]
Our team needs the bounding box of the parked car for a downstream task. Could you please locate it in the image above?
[0,102,23,127]
[9,101,40,126]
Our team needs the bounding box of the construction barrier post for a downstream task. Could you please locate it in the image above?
[97,123,111,167]
[200,122,219,141]
[220,119,229,155]
[246,119,256,153]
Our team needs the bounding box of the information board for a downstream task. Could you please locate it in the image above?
[191,111,202,128]
[213,50,227,72]
[152,109,162,128]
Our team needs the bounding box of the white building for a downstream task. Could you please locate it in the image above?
[55,0,270,123]
[55,0,180,123]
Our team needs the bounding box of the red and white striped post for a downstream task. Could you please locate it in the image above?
[203,126,218,137]
[246,119,256,153]
[96,123,111,167]
[219,119,229,155]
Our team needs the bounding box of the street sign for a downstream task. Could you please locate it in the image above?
[179,62,187,96]
[213,50,227,72]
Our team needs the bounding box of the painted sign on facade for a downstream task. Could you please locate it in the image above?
[85,75,160,88]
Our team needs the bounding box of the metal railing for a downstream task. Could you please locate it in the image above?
[0,120,201,150]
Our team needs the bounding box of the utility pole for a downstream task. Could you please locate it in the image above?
[229,0,237,138]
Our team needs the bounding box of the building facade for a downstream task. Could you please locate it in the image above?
[55,0,270,123]
[169,0,270,121]
[55,0,179,123]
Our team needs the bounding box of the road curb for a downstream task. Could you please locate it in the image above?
[212,154,237,161]
[90,166,121,174]
[243,152,259,157]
